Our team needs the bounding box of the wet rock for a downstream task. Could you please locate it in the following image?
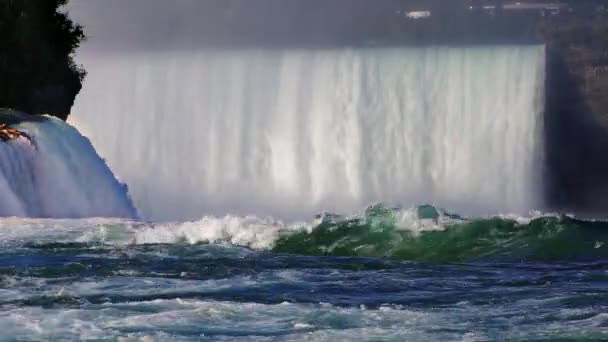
[0,123,27,142]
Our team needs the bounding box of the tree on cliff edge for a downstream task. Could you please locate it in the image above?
[0,0,85,120]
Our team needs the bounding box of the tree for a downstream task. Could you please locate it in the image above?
[0,0,85,120]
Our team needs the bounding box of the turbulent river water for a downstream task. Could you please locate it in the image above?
[1,206,607,340]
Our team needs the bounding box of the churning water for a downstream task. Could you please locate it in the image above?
[0,207,607,340]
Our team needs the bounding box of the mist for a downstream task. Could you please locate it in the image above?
[66,0,472,51]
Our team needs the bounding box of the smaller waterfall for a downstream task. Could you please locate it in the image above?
[0,113,136,218]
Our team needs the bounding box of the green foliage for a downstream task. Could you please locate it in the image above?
[0,0,85,120]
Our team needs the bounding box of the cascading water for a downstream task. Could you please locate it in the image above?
[0,114,136,218]
[71,46,546,221]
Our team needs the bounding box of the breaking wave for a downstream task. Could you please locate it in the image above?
[2,205,606,262]
[273,206,608,262]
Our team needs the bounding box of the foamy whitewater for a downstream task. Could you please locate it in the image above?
[71,46,545,221]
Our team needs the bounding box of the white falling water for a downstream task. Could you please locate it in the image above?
[71,46,546,221]
[0,114,136,218]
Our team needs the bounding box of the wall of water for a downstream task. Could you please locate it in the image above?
[71,46,546,221]
[0,115,136,218]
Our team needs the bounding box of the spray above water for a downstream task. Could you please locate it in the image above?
[72,46,546,221]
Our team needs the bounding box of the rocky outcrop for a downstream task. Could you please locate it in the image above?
[583,65,608,126]
[0,123,28,142]
[542,11,608,215]
[0,110,39,142]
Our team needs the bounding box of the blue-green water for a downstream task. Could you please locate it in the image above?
[0,207,607,340]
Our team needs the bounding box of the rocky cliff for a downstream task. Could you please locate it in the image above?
[541,11,608,214]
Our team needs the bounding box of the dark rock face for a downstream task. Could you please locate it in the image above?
[29,84,82,122]
[585,66,608,124]
[545,51,608,216]
[540,9,608,215]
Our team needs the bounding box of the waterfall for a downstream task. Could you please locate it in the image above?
[71,46,546,221]
[0,114,136,218]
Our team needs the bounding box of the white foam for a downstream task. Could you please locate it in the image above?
[4,295,596,341]
[0,207,570,250]
[0,299,453,341]
[134,215,295,249]
[394,207,465,234]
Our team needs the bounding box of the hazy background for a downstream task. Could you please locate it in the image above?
[65,0,464,51]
